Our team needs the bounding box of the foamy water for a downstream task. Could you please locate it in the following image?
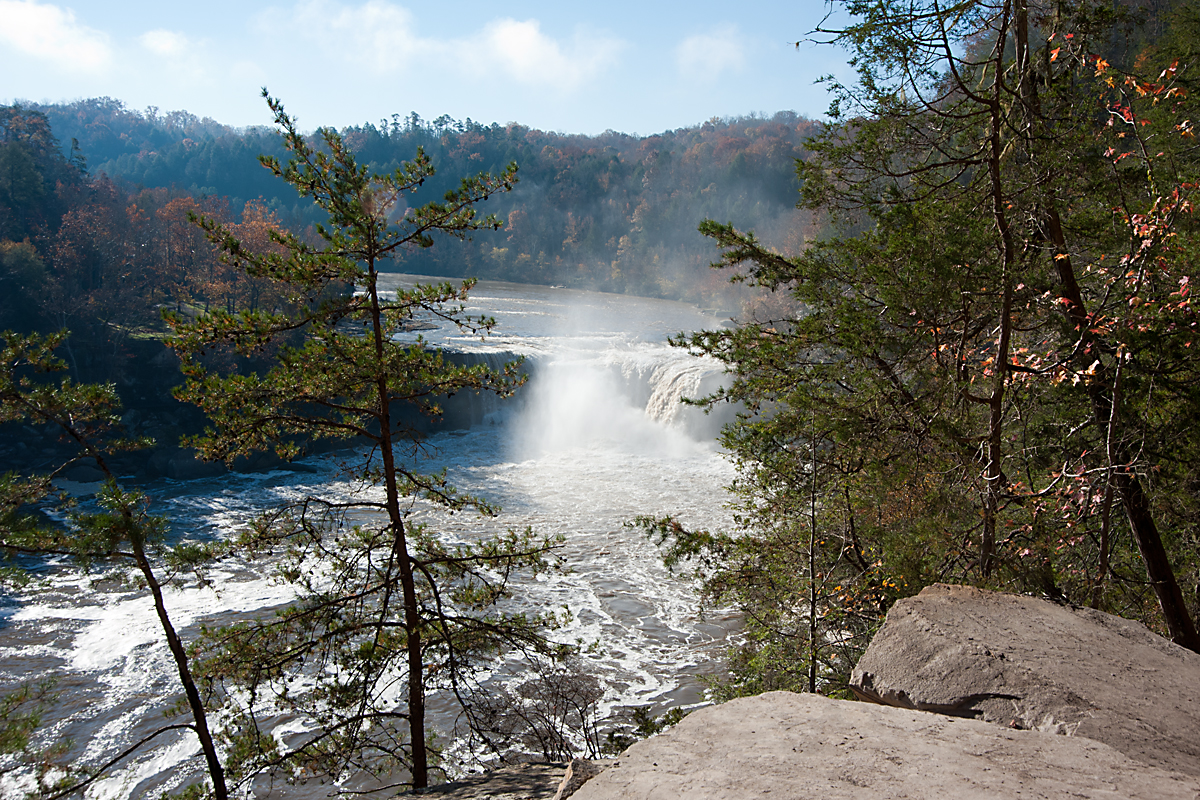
[0,279,737,798]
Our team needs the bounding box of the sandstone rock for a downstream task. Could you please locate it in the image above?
[850,583,1200,777]
[571,691,1200,799]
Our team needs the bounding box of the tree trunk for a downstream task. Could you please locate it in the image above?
[130,528,228,800]
[1009,1,1200,650]
[981,2,1017,577]
[1114,467,1200,649]
[367,261,429,789]
[807,415,819,694]
[91,444,229,800]
[1043,207,1200,652]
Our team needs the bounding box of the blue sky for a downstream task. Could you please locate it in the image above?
[0,0,853,135]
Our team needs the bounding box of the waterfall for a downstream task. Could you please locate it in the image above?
[0,279,740,798]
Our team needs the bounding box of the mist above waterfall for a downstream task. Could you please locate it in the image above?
[382,274,735,459]
[511,352,716,461]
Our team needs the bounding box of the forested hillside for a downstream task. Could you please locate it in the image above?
[0,96,818,408]
[27,98,821,299]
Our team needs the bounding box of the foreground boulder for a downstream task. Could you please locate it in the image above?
[571,691,1198,799]
[850,583,1200,777]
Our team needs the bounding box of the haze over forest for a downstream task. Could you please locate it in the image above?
[2,97,817,336]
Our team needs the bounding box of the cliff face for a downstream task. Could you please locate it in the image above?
[1,338,525,483]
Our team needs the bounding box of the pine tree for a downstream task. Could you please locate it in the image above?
[664,0,1200,697]
[168,94,560,792]
[0,330,228,799]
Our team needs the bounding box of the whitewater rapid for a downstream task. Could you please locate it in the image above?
[0,278,738,798]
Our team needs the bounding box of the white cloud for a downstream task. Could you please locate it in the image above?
[475,19,623,91]
[0,0,110,72]
[136,29,215,85]
[140,29,190,58]
[675,25,746,82]
[262,2,621,92]
[270,0,422,73]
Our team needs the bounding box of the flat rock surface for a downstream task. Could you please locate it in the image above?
[850,583,1200,776]
[570,692,1200,799]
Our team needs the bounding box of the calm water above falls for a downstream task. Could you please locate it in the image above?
[0,278,739,798]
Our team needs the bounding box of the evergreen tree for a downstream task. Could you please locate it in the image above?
[661,0,1200,695]
[0,106,84,243]
[168,94,559,792]
[0,330,228,799]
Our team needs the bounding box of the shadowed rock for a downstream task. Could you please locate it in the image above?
[423,762,567,799]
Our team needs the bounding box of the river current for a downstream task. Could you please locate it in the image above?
[0,278,738,798]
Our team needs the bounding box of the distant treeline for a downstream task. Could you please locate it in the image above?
[29,98,822,300]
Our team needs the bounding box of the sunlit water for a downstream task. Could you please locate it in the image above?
[0,278,738,798]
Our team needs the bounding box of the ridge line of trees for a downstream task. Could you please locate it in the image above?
[17,98,823,301]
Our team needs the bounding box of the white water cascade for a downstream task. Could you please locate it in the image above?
[0,278,739,798]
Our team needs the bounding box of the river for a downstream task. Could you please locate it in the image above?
[0,278,738,798]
